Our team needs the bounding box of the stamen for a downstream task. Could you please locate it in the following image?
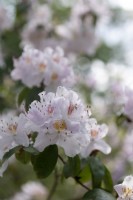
[53,120,67,132]
[8,124,17,135]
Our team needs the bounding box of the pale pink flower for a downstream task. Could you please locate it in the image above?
[11,46,46,87]
[27,86,90,157]
[0,113,29,154]
[21,4,53,48]
[114,175,133,200]
[11,46,75,89]
[81,118,111,157]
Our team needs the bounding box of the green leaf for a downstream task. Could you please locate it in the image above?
[23,146,39,155]
[31,145,58,179]
[15,148,31,164]
[116,114,132,126]
[83,189,116,200]
[18,87,29,106]
[17,86,43,110]
[79,165,91,183]
[63,155,81,178]
[88,157,105,188]
[2,146,21,164]
[103,166,113,192]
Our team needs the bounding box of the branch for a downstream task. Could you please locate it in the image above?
[75,178,90,191]
[58,154,66,164]
[46,168,60,200]
[58,154,90,191]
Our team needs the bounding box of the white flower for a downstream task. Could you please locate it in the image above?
[21,181,48,200]
[11,46,75,89]
[124,87,133,121]
[56,16,99,55]
[72,0,108,18]
[27,86,91,157]
[0,4,14,32]
[55,0,108,55]
[114,175,133,200]
[11,46,46,87]
[0,113,29,154]
[81,118,111,157]
[110,80,125,106]
[21,4,53,48]
[10,181,48,200]
[42,47,75,90]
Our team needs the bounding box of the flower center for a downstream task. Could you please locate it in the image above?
[39,63,46,72]
[51,73,58,80]
[68,103,77,115]
[26,57,31,63]
[122,187,133,197]
[53,56,60,63]
[53,120,67,132]
[8,124,17,135]
[90,130,98,138]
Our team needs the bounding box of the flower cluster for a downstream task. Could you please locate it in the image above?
[0,113,30,176]
[0,113,29,156]
[56,0,108,55]
[27,86,91,156]
[0,86,110,175]
[21,4,53,48]
[11,46,75,89]
[81,118,111,157]
[114,175,133,200]
[20,0,109,55]
[27,86,110,157]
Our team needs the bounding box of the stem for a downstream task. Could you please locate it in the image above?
[46,168,60,200]
[75,178,90,191]
[68,198,83,200]
[58,154,66,164]
[58,154,90,191]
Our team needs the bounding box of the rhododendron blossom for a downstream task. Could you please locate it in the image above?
[81,118,111,157]
[21,4,53,48]
[11,46,75,89]
[114,175,133,200]
[56,0,109,55]
[0,113,29,154]
[11,46,48,87]
[27,86,91,157]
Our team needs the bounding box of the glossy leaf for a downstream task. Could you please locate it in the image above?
[18,86,43,110]
[15,148,31,164]
[63,155,81,178]
[103,166,113,192]
[79,165,91,183]
[83,189,116,200]
[88,156,105,188]
[2,146,22,164]
[31,145,58,179]
[23,146,39,155]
